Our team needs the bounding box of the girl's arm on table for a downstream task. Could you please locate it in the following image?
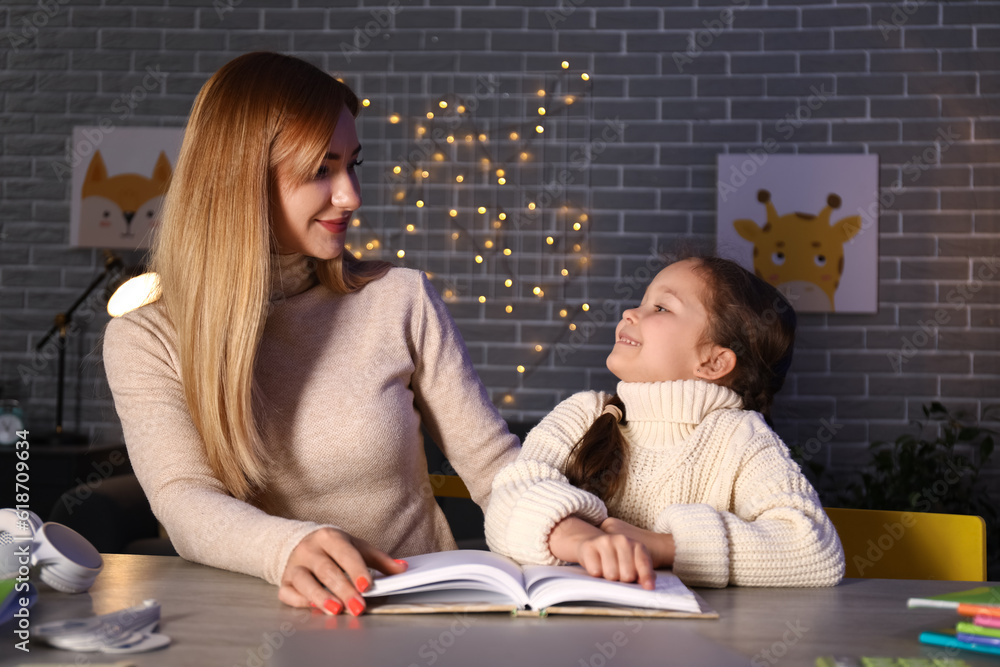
[550,516,657,590]
[483,391,611,565]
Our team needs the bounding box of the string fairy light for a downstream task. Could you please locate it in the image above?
[372,62,596,401]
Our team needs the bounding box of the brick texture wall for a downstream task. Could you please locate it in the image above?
[1,0,998,480]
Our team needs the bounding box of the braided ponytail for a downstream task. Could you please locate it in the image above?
[565,395,630,502]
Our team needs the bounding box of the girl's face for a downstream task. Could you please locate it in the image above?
[271,107,362,259]
[606,259,732,384]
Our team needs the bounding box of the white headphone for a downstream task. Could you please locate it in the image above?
[0,508,103,593]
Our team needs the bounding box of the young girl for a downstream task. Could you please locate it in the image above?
[484,256,844,589]
[102,52,519,616]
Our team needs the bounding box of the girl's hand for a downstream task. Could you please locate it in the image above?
[600,517,676,569]
[278,527,408,616]
[549,516,656,590]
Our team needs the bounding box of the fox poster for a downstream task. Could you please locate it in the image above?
[715,154,879,314]
[70,127,183,249]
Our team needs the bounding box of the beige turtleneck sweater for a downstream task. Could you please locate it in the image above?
[103,255,519,586]
[484,380,845,588]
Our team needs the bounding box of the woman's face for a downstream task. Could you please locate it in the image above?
[271,106,362,259]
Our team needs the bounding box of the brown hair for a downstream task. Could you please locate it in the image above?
[152,52,391,500]
[565,255,796,502]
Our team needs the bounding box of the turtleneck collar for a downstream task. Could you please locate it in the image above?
[617,379,743,425]
[270,253,318,301]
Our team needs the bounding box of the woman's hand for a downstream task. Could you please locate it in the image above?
[548,516,656,590]
[600,517,676,569]
[278,527,408,616]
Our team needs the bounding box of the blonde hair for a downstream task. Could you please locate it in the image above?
[152,52,390,500]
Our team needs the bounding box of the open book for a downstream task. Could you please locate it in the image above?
[362,550,716,618]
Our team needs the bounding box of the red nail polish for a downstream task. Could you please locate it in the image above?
[355,576,370,593]
[323,599,343,615]
[347,598,365,616]
[394,559,408,566]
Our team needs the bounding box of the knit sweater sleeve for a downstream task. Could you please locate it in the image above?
[407,272,520,508]
[102,310,331,587]
[484,391,610,565]
[654,413,845,588]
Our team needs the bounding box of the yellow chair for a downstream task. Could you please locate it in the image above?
[429,474,471,499]
[824,507,986,581]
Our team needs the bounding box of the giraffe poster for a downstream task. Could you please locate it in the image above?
[716,154,879,314]
[70,126,183,249]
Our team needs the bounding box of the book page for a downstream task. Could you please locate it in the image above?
[364,550,529,607]
[522,565,701,613]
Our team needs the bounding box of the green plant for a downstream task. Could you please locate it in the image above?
[831,402,1000,579]
[838,403,996,514]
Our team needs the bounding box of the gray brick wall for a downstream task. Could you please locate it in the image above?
[1,0,998,483]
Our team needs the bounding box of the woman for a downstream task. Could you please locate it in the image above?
[102,52,519,617]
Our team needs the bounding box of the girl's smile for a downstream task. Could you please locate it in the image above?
[606,258,734,384]
[616,334,641,347]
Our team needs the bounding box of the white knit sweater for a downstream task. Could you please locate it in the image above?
[484,380,844,588]
[103,255,519,586]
